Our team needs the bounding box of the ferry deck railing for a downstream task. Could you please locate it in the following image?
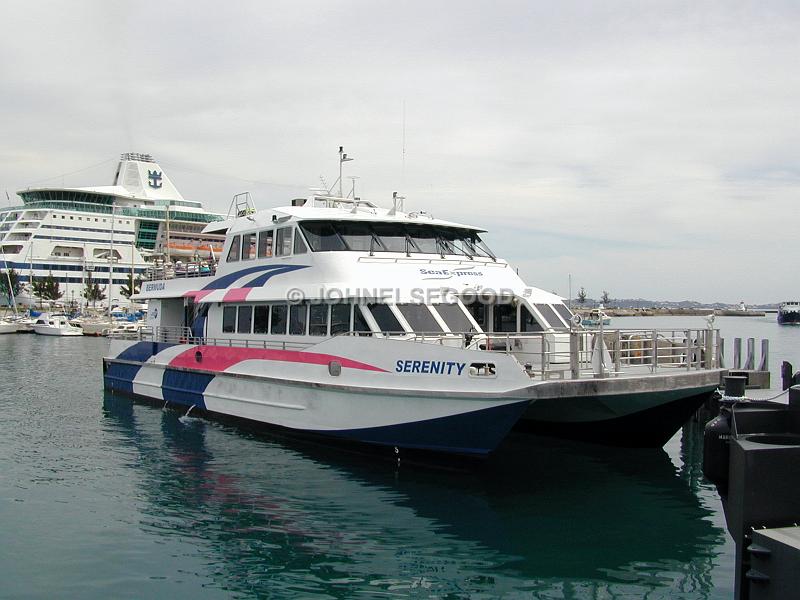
[120,325,721,381]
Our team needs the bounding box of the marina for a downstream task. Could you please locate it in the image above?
[2,315,799,598]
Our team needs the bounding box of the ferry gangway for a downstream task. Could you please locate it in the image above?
[120,326,721,381]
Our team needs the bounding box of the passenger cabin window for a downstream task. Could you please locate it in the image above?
[336,222,377,251]
[222,306,236,332]
[276,227,293,256]
[434,303,473,332]
[237,306,252,333]
[309,304,328,336]
[289,304,306,335]
[330,304,351,334]
[464,301,487,328]
[353,305,372,335]
[241,233,256,260]
[396,303,442,332]
[253,305,269,334]
[258,230,273,258]
[367,303,404,333]
[226,235,241,262]
[299,222,346,251]
[493,302,516,332]
[521,305,544,332]
[535,303,566,328]
[271,305,288,334]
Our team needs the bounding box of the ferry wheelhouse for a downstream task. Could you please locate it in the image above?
[104,193,724,456]
[0,153,224,307]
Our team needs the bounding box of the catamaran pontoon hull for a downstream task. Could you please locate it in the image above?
[103,340,531,456]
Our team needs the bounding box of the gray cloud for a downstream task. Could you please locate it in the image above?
[1,0,798,303]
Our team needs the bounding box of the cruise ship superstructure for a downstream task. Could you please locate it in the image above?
[0,153,224,307]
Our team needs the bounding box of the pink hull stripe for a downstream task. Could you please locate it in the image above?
[168,346,388,373]
[183,290,214,301]
[222,288,253,302]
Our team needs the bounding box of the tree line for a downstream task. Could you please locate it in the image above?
[0,268,141,308]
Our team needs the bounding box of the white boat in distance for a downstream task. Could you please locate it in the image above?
[0,320,17,334]
[34,314,84,336]
[104,172,723,457]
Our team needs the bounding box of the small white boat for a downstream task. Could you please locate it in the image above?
[0,320,18,334]
[33,315,84,336]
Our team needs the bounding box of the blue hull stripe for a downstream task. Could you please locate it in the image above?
[161,369,214,409]
[202,264,305,290]
[242,265,308,288]
[104,363,141,395]
[117,341,176,363]
[311,399,530,455]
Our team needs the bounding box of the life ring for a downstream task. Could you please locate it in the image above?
[571,313,583,326]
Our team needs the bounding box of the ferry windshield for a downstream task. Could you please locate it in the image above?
[298,221,494,258]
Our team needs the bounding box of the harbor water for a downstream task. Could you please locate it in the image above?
[1,315,799,599]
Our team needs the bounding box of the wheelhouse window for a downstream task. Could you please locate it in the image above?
[309,304,329,336]
[276,227,293,256]
[237,306,252,333]
[297,221,495,258]
[553,303,574,324]
[433,303,474,332]
[299,222,346,251]
[271,305,288,334]
[464,300,487,328]
[367,303,404,333]
[257,230,273,258]
[226,235,241,262]
[353,305,371,335]
[534,304,566,328]
[396,303,442,332]
[222,306,236,332]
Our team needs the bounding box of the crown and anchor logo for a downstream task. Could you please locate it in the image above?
[147,170,163,189]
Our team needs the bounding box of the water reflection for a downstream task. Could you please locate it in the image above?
[103,393,727,599]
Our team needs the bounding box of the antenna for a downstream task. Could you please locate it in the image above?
[337,146,354,198]
[401,100,406,189]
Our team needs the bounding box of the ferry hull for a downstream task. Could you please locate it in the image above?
[102,341,530,456]
[517,371,721,447]
[777,310,800,325]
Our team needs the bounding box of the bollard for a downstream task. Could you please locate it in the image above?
[724,375,747,398]
[782,361,794,391]
[744,338,755,370]
[758,339,769,372]
[733,337,742,369]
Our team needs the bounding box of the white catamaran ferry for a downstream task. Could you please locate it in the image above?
[103,177,724,457]
[0,153,224,307]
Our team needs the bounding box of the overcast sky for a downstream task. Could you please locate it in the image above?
[1,1,798,304]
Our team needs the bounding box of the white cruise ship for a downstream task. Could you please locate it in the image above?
[0,153,225,307]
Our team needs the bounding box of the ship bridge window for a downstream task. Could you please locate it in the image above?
[397,303,443,332]
[353,305,371,335]
[335,222,378,251]
[257,230,273,258]
[521,305,544,332]
[464,300,487,328]
[299,222,346,251]
[371,223,407,253]
[367,303,404,333]
[433,303,474,332]
[226,235,241,262]
[553,303,574,324]
[406,226,438,254]
[534,303,567,328]
[276,227,293,257]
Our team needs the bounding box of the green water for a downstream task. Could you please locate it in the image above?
[0,330,742,599]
